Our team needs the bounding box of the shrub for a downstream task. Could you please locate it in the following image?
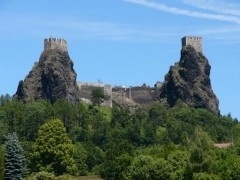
[35,171,55,180]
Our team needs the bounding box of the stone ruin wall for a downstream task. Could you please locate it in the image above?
[44,37,67,51]
[112,85,161,105]
[127,87,155,104]
[182,36,202,53]
[78,82,112,107]
[44,36,203,107]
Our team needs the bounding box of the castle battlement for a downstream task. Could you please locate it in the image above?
[44,37,67,51]
[182,36,202,53]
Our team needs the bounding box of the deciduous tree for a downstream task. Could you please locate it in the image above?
[30,119,77,175]
[91,88,108,106]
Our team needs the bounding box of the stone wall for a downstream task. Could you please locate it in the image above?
[127,87,153,104]
[78,82,112,107]
[44,38,67,51]
[112,85,161,105]
[182,36,202,53]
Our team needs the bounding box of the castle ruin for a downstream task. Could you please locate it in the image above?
[44,37,67,51]
[37,36,206,108]
[182,36,202,53]
[78,82,112,107]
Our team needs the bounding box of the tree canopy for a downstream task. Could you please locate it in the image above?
[30,119,77,175]
[0,97,239,179]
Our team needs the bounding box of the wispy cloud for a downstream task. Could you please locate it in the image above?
[192,25,240,44]
[0,12,176,42]
[182,0,240,16]
[1,1,240,44]
[124,0,240,24]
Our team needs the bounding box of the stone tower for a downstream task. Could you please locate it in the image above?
[44,37,67,51]
[182,36,202,53]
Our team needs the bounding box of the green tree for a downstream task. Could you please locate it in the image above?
[0,145,4,180]
[91,106,112,149]
[74,143,88,176]
[3,100,25,135]
[192,172,220,180]
[148,103,168,127]
[53,99,75,133]
[0,110,7,144]
[111,106,131,128]
[190,126,215,173]
[99,140,133,180]
[167,150,192,179]
[24,100,53,141]
[0,94,11,106]
[128,155,156,180]
[91,88,107,106]
[30,119,77,175]
[84,143,105,172]
[215,149,240,180]
[128,155,173,180]
[4,132,26,180]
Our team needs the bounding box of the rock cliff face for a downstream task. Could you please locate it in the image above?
[15,38,80,103]
[159,45,220,115]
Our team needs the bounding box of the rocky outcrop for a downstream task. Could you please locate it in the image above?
[15,38,80,103]
[159,45,220,115]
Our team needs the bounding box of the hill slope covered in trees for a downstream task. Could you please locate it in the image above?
[0,95,239,179]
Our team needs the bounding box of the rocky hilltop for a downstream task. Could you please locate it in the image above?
[159,45,220,115]
[15,38,80,103]
[14,36,220,115]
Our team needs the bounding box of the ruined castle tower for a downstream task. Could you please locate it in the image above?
[44,37,67,51]
[182,36,202,53]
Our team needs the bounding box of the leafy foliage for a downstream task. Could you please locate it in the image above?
[0,145,4,180]
[73,143,88,176]
[0,97,239,178]
[91,88,108,106]
[99,140,133,180]
[34,171,55,180]
[30,119,77,175]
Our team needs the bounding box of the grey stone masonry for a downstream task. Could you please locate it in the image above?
[78,82,112,107]
[182,36,202,53]
[44,37,67,51]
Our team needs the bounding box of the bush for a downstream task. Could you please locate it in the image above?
[34,171,55,180]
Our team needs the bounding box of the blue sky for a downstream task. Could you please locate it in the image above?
[1,0,240,119]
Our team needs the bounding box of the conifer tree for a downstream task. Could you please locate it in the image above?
[4,132,26,180]
[0,145,4,180]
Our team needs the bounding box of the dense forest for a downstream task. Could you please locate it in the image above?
[0,93,240,179]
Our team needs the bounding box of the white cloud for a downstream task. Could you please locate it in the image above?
[192,25,240,44]
[0,12,176,42]
[182,0,240,16]
[124,0,240,24]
